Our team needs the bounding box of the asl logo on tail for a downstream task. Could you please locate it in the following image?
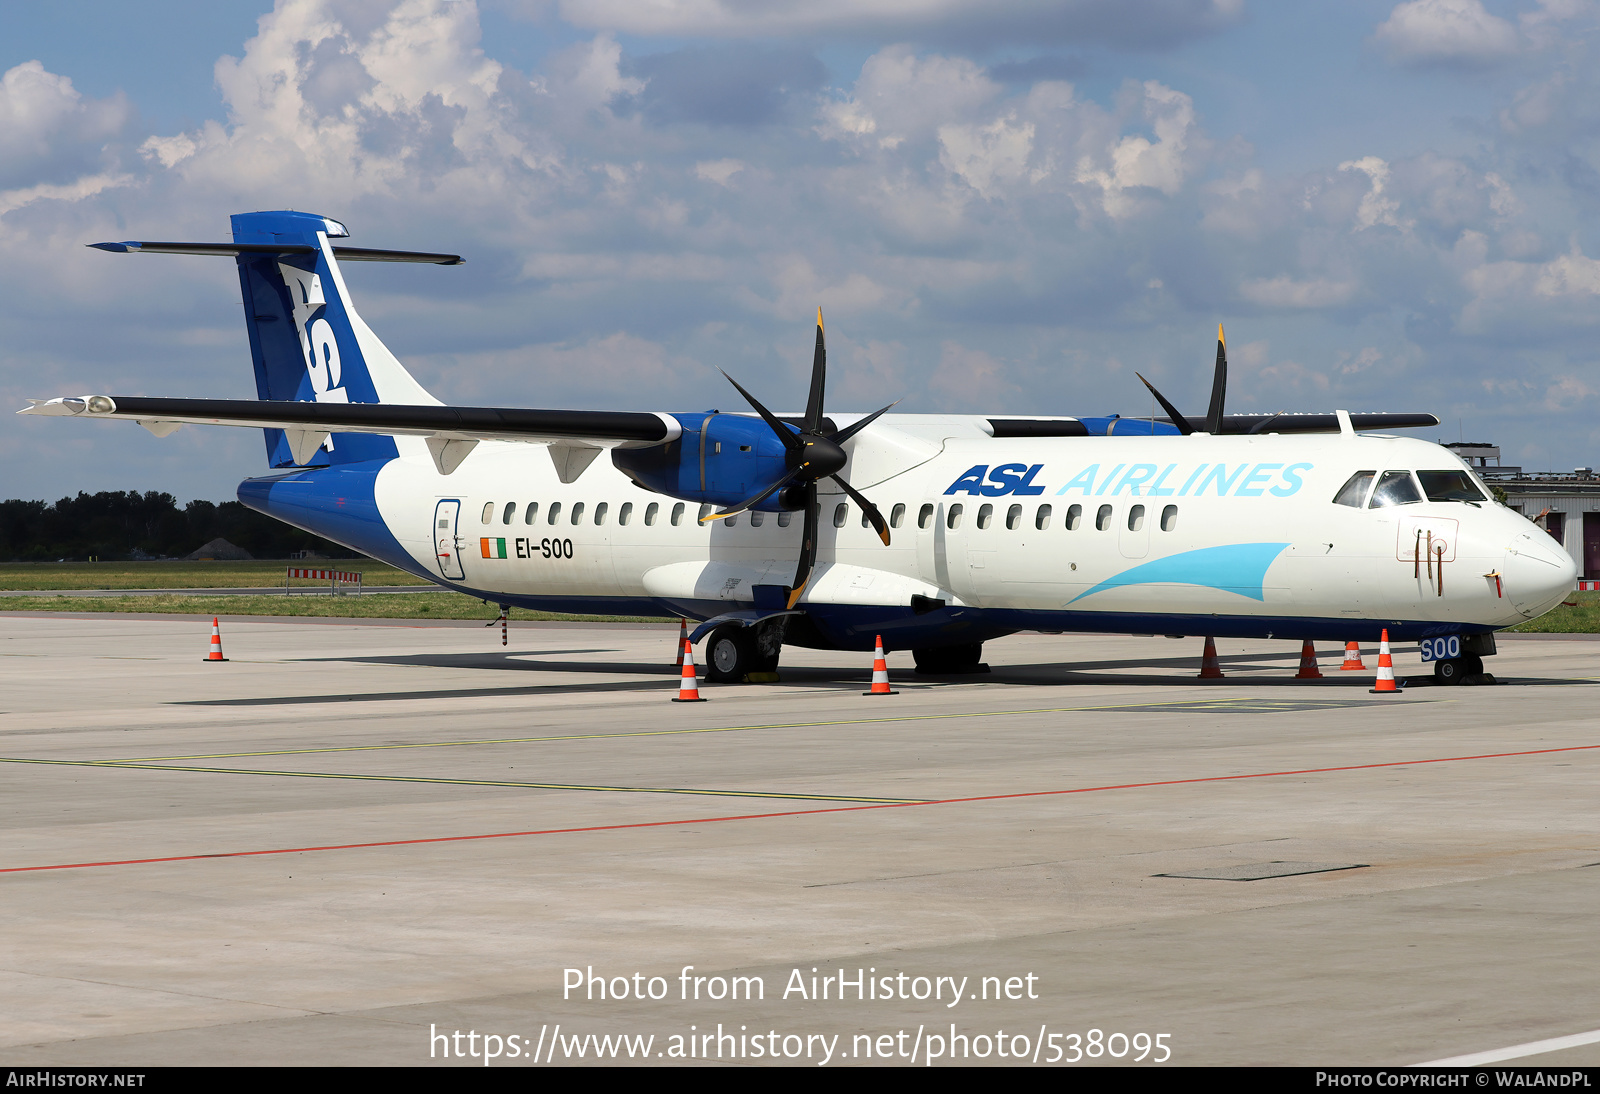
[278,264,348,404]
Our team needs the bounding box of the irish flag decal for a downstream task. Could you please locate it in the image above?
[480,537,507,559]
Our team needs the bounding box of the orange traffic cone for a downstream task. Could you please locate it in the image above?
[672,618,688,667]
[1198,636,1225,679]
[863,635,898,696]
[1294,640,1323,679]
[1369,629,1399,693]
[1339,641,1366,671]
[203,617,228,663]
[671,638,706,702]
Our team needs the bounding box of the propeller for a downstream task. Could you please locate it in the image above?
[705,308,898,609]
[1136,323,1230,435]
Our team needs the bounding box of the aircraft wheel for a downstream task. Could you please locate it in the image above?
[1434,657,1468,685]
[705,625,757,683]
[913,643,986,675]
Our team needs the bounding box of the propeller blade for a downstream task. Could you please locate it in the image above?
[719,369,803,455]
[828,399,900,446]
[829,475,890,546]
[804,307,827,434]
[1135,372,1196,435]
[1205,323,1227,434]
[699,465,806,522]
[787,483,819,609]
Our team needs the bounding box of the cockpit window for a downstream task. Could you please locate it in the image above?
[1368,470,1423,508]
[1417,470,1486,502]
[1333,471,1375,507]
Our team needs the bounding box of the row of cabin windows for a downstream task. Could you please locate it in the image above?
[930,502,1179,533]
[480,500,796,528]
[481,499,1179,534]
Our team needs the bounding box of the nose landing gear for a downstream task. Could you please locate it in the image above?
[1433,653,1488,685]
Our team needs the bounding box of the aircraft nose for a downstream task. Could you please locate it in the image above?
[1502,531,1577,618]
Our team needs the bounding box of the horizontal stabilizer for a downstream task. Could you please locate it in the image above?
[88,241,464,264]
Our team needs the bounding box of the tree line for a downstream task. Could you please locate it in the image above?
[0,491,358,561]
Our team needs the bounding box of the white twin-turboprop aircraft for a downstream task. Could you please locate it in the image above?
[21,211,1576,684]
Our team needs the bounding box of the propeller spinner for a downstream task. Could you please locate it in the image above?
[706,309,898,608]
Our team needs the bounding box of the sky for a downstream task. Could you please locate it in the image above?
[4,0,1600,503]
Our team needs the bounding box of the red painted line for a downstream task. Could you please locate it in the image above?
[6,742,1598,875]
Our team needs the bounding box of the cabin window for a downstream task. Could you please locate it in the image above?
[524,502,539,525]
[502,502,517,525]
[1035,504,1052,530]
[1418,470,1487,502]
[1065,504,1082,530]
[1006,504,1022,531]
[947,503,964,529]
[724,514,738,527]
[618,502,632,526]
[547,502,562,525]
[1095,504,1113,531]
[890,503,906,529]
[1369,471,1423,508]
[777,511,793,528]
[861,507,873,529]
[594,502,608,525]
[918,503,934,529]
[571,502,586,525]
[698,503,714,523]
[1161,504,1178,532]
[749,511,764,527]
[1127,504,1145,531]
[643,502,657,526]
[834,504,848,528]
[1333,471,1375,507]
[977,503,993,529]
[481,502,494,524]
[671,502,685,526]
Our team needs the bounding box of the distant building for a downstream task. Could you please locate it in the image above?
[1446,442,1600,578]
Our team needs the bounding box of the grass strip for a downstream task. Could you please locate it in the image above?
[0,559,424,590]
[1506,590,1600,633]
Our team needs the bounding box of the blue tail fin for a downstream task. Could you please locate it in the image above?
[232,210,439,467]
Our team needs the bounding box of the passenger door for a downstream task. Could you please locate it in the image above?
[433,499,465,580]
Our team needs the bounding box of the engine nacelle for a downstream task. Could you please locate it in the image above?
[611,412,798,510]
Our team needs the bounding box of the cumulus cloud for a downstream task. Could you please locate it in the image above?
[1374,0,1520,65]
[1075,81,1199,218]
[1338,156,1411,231]
[0,61,134,192]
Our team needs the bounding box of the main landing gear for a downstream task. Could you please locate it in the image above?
[703,623,782,683]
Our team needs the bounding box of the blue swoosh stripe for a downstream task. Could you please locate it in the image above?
[1069,542,1291,603]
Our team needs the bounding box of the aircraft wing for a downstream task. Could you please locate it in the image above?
[1211,412,1440,433]
[19,395,680,477]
